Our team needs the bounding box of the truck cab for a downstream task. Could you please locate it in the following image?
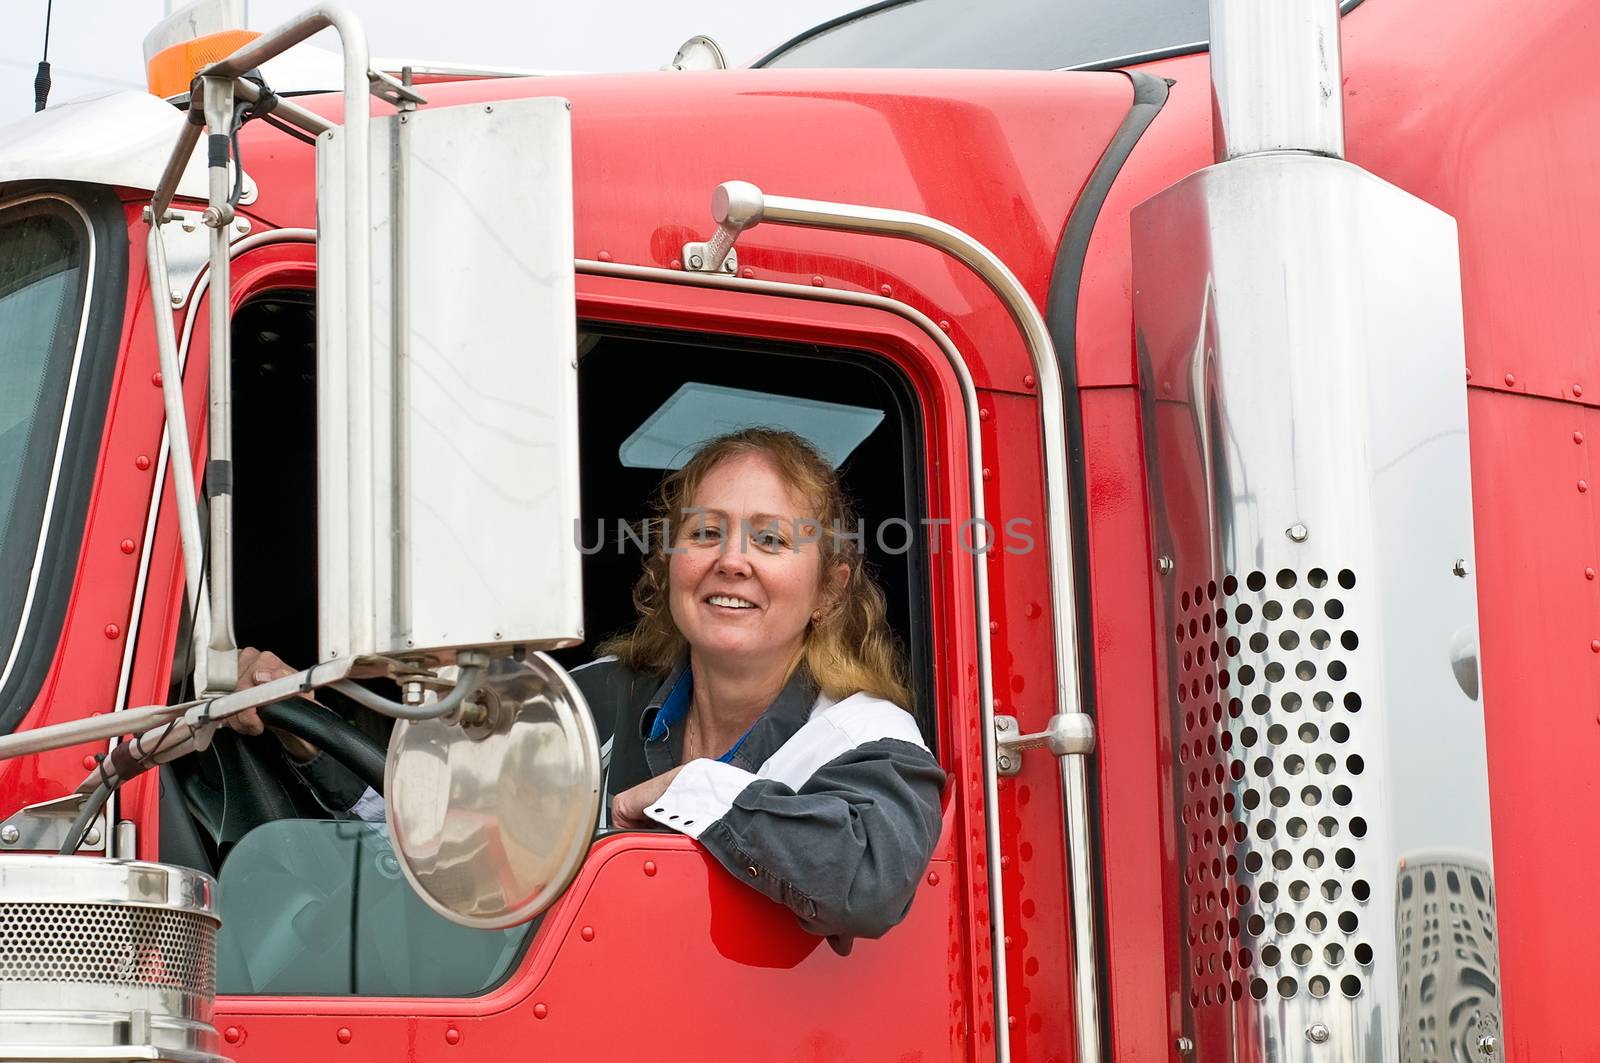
[0,0,1594,1060]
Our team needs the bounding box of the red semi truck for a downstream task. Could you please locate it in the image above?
[0,0,1593,1060]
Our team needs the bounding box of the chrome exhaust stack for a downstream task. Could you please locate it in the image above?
[1208,0,1345,161]
[0,856,228,1062]
[1131,2,1502,1059]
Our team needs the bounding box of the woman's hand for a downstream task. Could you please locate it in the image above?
[223,647,319,763]
[610,764,687,830]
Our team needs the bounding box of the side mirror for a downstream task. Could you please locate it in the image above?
[315,96,583,666]
[386,654,601,928]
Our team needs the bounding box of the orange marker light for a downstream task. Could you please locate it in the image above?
[146,29,261,100]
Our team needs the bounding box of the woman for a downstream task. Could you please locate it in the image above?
[573,428,944,948]
[231,428,944,946]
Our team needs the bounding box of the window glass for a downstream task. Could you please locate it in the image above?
[760,0,1208,70]
[0,207,88,670]
[217,820,529,996]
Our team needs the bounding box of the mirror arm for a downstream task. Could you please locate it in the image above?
[330,654,489,721]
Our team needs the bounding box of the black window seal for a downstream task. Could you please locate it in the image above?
[0,183,129,736]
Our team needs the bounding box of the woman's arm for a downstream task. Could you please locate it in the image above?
[639,694,945,946]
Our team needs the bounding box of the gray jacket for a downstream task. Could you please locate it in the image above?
[573,657,945,952]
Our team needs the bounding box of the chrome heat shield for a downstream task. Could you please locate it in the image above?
[1132,153,1501,1061]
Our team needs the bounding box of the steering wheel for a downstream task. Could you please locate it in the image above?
[171,696,389,869]
[259,697,388,792]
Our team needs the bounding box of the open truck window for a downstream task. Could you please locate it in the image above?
[200,308,932,996]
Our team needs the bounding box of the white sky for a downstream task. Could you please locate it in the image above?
[0,1,862,125]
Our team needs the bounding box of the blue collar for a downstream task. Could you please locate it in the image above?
[646,669,752,764]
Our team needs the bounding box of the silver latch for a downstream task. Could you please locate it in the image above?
[995,713,1094,775]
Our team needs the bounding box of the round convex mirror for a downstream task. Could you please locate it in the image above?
[386,654,600,928]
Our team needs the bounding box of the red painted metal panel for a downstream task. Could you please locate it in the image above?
[217,838,963,1061]
[237,69,1131,397]
[1466,388,1600,1061]
[1078,386,1182,1062]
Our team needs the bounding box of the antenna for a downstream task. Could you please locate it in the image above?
[33,0,53,112]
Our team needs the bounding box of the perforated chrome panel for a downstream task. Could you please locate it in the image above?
[0,901,215,1000]
[1178,567,1378,1017]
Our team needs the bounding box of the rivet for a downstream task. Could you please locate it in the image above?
[1157,555,1174,575]
[0,826,18,845]
[1307,1023,1331,1044]
[1576,432,1586,444]
[1580,480,1589,493]
[1023,374,1036,388]
[1504,373,1516,387]
[1176,1037,1195,1055]
[740,267,754,279]
[135,455,151,471]
[596,250,612,262]
[938,319,951,333]
[1007,1016,1017,1027]
[926,870,940,886]
[82,754,98,770]
[120,539,136,555]
[336,1027,352,1044]
[151,371,163,387]
[1586,567,1595,581]
[1590,640,1599,653]
[444,1027,461,1046]
[1000,854,1010,869]
[533,1003,548,1020]
[1464,367,1472,381]
[643,860,657,877]
[1576,384,1585,398]
[223,1027,242,1045]
[978,408,991,421]
[1003,935,1013,947]
[880,284,892,297]
[669,258,682,271]
[84,827,102,848]
[989,620,999,633]
[811,275,824,287]
[104,624,120,640]
[982,468,993,481]
[580,925,595,941]
[1287,523,1309,543]
[1453,559,1470,578]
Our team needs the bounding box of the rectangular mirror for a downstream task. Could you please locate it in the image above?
[316,96,582,663]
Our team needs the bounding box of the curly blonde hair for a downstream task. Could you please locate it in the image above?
[598,427,911,709]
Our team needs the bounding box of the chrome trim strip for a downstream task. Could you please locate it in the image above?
[572,258,1006,1059]
[0,195,97,697]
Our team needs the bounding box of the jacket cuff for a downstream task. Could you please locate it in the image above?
[644,758,757,839]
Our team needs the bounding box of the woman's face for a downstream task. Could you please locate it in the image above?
[668,451,844,677]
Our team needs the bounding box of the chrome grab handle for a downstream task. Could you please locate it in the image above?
[688,181,1103,1063]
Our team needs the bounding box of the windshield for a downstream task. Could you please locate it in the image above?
[0,203,89,683]
[758,0,1210,70]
